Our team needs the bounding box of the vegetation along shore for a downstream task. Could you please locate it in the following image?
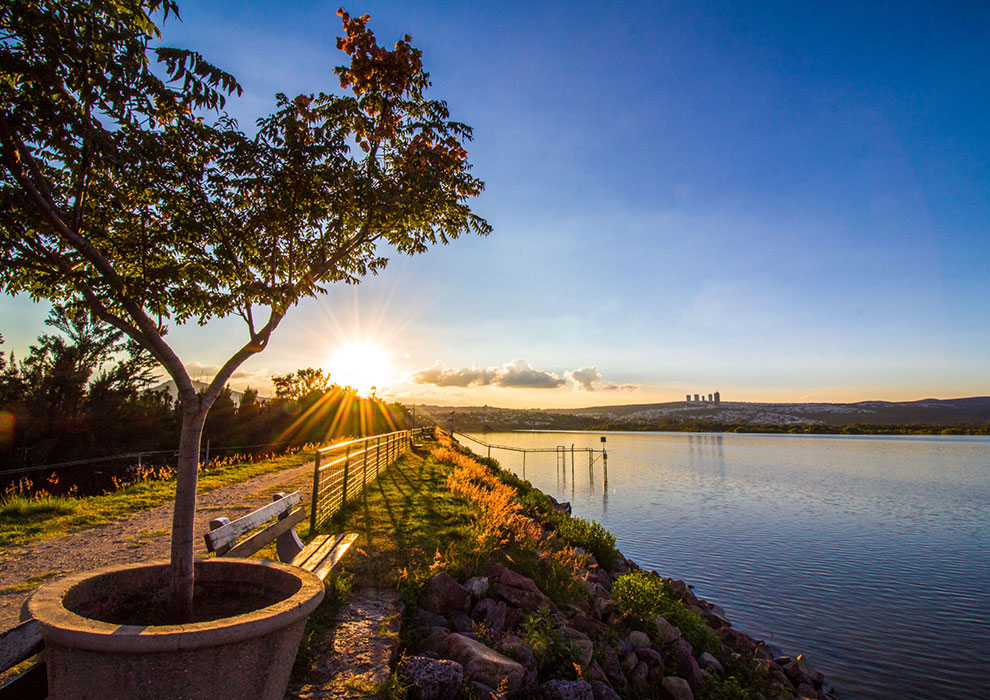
[315,430,836,700]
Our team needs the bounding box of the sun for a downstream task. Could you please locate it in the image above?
[329,340,391,396]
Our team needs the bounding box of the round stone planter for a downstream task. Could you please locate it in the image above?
[28,558,325,700]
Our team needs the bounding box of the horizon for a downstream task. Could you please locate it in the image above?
[2,1,988,408]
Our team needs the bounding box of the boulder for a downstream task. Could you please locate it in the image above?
[464,576,491,598]
[634,646,664,669]
[698,652,724,677]
[474,598,508,635]
[790,655,824,686]
[718,626,755,654]
[416,608,449,629]
[568,607,606,637]
[498,634,536,672]
[421,573,471,616]
[595,642,626,689]
[661,676,695,700]
[440,633,526,691]
[419,626,451,654]
[561,626,594,667]
[591,680,621,700]
[627,631,652,649]
[629,662,650,695]
[494,581,554,612]
[795,682,818,699]
[667,579,702,608]
[699,608,731,629]
[655,616,682,644]
[664,638,704,691]
[450,612,476,635]
[398,656,464,700]
[540,680,594,700]
[470,681,498,700]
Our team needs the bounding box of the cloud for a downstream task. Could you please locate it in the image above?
[410,361,499,387]
[495,359,566,389]
[566,366,638,392]
[411,359,636,392]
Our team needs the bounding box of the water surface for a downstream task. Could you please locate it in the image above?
[467,431,990,699]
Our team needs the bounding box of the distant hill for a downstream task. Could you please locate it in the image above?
[415,397,990,433]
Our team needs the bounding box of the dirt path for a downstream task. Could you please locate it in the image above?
[0,460,318,630]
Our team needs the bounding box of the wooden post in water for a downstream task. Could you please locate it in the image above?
[522,451,526,480]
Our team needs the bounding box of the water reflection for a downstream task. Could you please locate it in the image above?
[472,431,990,700]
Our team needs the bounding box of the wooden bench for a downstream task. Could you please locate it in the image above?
[0,619,46,700]
[204,491,357,580]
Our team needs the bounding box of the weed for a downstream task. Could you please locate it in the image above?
[521,607,583,681]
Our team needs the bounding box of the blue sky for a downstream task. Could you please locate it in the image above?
[2,1,988,407]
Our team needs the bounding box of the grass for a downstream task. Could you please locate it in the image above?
[0,569,69,594]
[0,448,319,548]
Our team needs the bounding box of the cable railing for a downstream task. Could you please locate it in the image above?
[310,428,427,530]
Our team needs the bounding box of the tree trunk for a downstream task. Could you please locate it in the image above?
[168,406,207,621]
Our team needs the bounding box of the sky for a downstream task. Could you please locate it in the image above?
[2,1,989,408]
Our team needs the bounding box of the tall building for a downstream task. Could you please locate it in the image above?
[694,394,700,402]
[714,391,720,404]
[686,394,691,403]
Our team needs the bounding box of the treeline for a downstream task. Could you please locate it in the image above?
[0,309,411,474]
[596,421,990,435]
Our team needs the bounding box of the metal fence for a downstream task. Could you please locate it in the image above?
[310,428,426,530]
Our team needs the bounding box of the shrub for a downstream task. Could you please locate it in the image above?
[553,516,619,570]
[612,571,721,655]
[521,608,582,680]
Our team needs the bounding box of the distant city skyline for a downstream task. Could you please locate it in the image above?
[2,1,989,409]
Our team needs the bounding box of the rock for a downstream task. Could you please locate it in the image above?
[718,626,755,654]
[464,576,491,598]
[621,651,638,673]
[595,642,625,689]
[568,607,606,637]
[661,676,695,700]
[470,681,498,700]
[629,662,650,695]
[440,633,526,691]
[655,616,682,644]
[398,656,464,700]
[795,682,817,699]
[421,573,471,616]
[591,680,621,700]
[540,679,594,700]
[450,612,475,634]
[664,638,704,691]
[792,655,824,686]
[699,608,731,629]
[494,581,554,612]
[588,660,608,684]
[498,634,536,672]
[560,626,594,667]
[634,646,664,669]
[667,579,702,608]
[593,597,617,622]
[627,630,651,649]
[498,567,542,592]
[419,626,451,653]
[474,598,508,635]
[698,652,724,676]
[416,608,449,629]
[591,568,613,591]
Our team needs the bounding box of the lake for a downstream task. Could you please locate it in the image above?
[465,431,990,699]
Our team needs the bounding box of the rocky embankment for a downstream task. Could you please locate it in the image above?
[396,499,835,700]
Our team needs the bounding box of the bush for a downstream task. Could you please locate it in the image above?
[521,608,582,680]
[553,516,619,570]
[612,571,721,654]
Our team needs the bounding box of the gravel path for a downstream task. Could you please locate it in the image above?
[0,460,318,630]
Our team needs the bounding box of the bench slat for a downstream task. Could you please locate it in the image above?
[205,491,301,552]
[223,507,306,559]
[292,534,344,572]
[0,660,47,700]
[312,533,358,580]
[0,619,42,671]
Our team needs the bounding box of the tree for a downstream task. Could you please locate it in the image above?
[0,2,489,618]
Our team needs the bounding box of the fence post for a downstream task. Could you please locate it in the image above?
[310,449,322,533]
[376,436,382,477]
[363,437,369,490]
[341,444,351,510]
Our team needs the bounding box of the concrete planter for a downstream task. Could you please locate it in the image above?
[28,558,325,700]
